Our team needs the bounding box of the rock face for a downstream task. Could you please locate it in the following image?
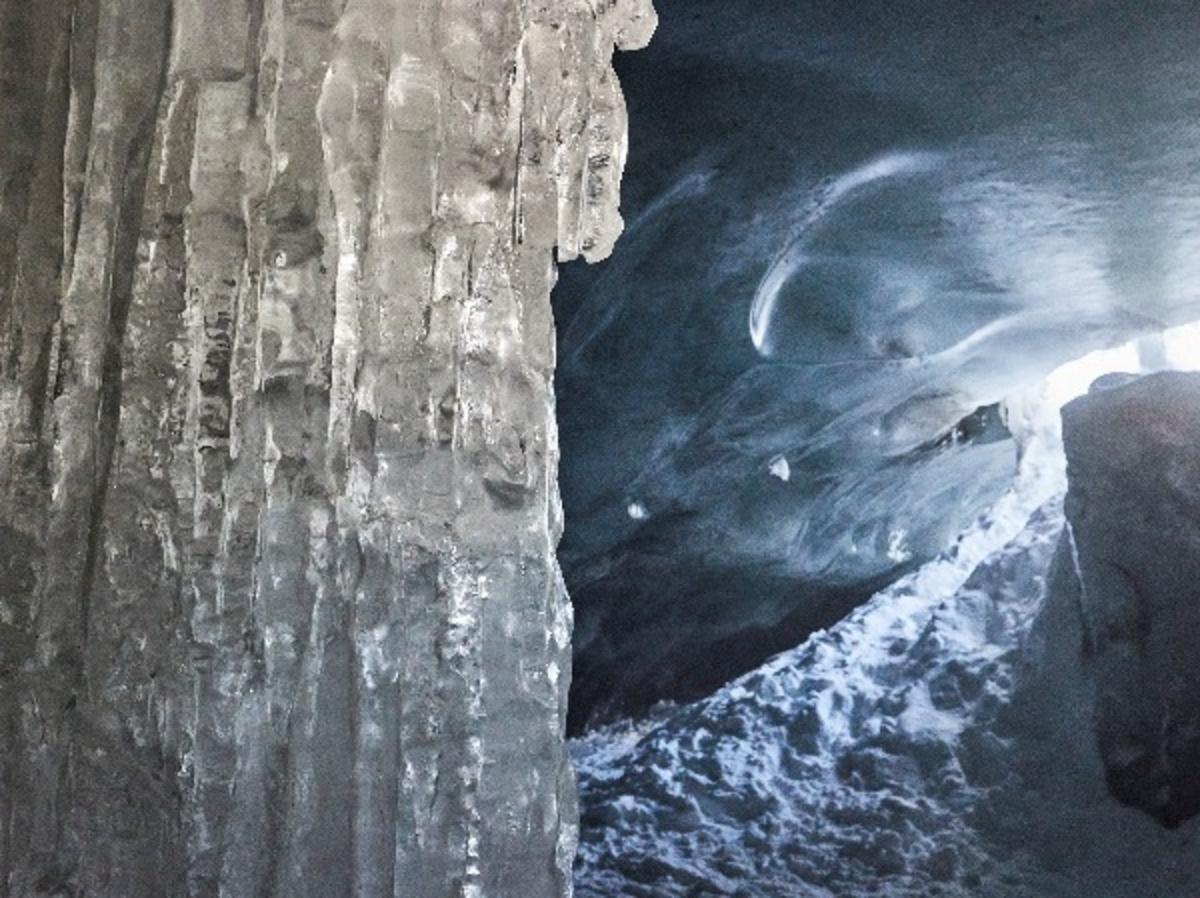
[0,1,652,895]
[1060,371,1200,828]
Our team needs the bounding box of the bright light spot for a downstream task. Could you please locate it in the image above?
[1163,321,1200,371]
[627,502,648,521]
[887,529,912,564]
[1034,319,1200,415]
[1040,342,1140,410]
[769,456,791,481]
[1000,318,1200,520]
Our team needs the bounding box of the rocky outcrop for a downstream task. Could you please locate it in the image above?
[0,1,652,895]
[1059,372,1200,828]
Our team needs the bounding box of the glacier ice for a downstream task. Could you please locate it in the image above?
[0,0,653,893]
[556,0,1200,728]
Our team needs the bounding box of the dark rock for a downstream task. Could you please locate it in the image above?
[1062,371,1200,827]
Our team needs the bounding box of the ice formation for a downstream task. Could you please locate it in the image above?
[748,150,944,356]
[0,1,651,894]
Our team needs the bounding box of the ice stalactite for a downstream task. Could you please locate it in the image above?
[0,0,653,895]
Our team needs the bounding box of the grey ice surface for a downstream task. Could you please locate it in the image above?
[0,1,652,895]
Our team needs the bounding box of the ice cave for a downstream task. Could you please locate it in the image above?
[3,0,1200,896]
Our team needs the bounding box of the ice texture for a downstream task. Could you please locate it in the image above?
[555,0,1200,728]
[573,370,1200,897]
[0,1,651,895]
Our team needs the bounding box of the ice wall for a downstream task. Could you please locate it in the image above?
[0,1,652,894]
[555,0,1200,729]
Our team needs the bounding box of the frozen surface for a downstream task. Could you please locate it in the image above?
[0,1,651,894]
[573,369,1200,897]
[555,0,1200,727]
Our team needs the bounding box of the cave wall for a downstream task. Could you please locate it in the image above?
[554,0,1200,730]
[0,1,653,894]
[1057,372,1200,828]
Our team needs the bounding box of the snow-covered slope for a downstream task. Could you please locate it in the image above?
[572,369,1200,896]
